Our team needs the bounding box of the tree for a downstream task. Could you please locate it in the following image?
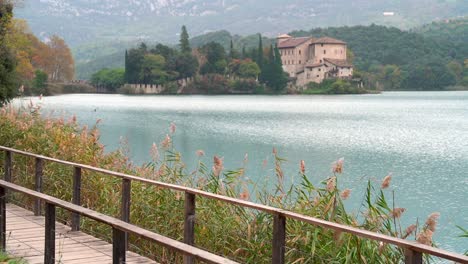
[139,54,168,84]
[44,35,74,82]
[126,45,146,83]
[446,60,463,83]
[124,50,129,83]
[200,42,227,75]
[229,39,239,59]
[404,62,456,90]
[256,34,264,69]
[90,68,125,91]
[0,1,16,106]
[261,45,287,93]
[180,25,191,54]
[175,53,198,78]
[378,65,402,90]
[238,60,260,79]
[32,69,47,95]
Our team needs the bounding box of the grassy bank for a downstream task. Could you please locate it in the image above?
[301,79,375,95]
[0,101,441,263]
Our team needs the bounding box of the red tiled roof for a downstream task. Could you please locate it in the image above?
[312,37,346,45]
[324,58,353,67]
[305,62,324,68]
[278,37,313,48]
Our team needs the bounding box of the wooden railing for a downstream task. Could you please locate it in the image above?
[1,146,468,264]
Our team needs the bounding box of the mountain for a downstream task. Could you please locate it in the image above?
[15,0,467,48]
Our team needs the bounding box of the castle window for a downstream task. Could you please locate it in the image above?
[299,50,301,55]
[317,75,320,77]
[318,68,321,72]
[323,50,326,54]
[299,60,301,64]
[320,59,322,63]
[321,44,324,47]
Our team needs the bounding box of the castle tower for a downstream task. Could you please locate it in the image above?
[276,34,292,45]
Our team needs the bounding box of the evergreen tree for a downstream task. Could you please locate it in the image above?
[229,39,234,59]
[0,1,16,106]
[257,34,264,69]
[241,46,246,59]
[180,25,191,54]
[124,49,129,83]
[260,44,287,93]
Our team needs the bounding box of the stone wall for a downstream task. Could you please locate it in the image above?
[124,77,194,94]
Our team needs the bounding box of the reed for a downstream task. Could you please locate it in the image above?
[0,101,443,263]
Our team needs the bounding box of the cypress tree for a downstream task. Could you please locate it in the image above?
[257,34,264,69]
[180,25,191,54]
[241,46,246,59]
[229,39,234,59]
[124,49,129,83]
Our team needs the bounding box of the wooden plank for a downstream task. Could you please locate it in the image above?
[44,203,56,264]
[272,213,286,264]
[184,192,196,264]
[34,158,43,216]
[1,180,239,264]
[72,166,82,231]
[0,187,5,250]
[405,249,423,264]
[5,204,157,264]
[3,150,11,182]
[121,178,131,251]
[112,227,126,264]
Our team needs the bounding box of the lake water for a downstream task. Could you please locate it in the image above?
[18,92,468,256]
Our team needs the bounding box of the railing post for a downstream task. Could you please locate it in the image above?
[71,167,81,231]
[272,213,286,264]
[405,249,423,264]
[0,186,6,252]
[121,179,131,251]
[113,227,126,264]
[4,151,11,182]
[44,202,56,264]
[34,158,43,216]
[183,192,196,264]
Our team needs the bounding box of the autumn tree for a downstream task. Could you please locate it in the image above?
[0,0,16,105]
[44,35,75,82]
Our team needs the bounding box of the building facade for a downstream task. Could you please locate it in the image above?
[277,34,353,87]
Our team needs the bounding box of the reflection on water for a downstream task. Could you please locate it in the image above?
[17,91,468,255]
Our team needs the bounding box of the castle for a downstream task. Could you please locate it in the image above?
[277,34,353,87]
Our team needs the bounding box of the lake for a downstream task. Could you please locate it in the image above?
[18,92,468,256]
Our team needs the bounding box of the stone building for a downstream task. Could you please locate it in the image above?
[277,34,353,87]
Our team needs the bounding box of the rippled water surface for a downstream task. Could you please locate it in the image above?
[18,92,468,255]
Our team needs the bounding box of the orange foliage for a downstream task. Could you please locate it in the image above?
[6,19,75,85]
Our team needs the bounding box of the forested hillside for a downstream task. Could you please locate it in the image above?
[15,0,467,48]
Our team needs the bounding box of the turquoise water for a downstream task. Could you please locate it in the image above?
[18,92,468,256]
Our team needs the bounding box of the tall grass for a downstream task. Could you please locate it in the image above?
[0,101,441,263]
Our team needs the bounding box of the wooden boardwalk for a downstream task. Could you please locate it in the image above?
[5,204,157,264]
